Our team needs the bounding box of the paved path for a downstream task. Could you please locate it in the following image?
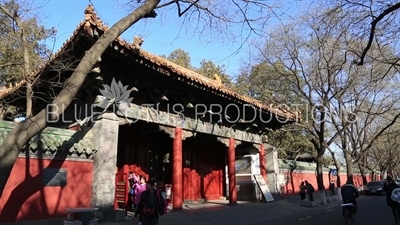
[5,194,395,225]
[257,195,395,225]
[106,195,340,225]
[155,195,395,225]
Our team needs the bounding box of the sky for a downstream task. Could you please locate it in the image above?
[29,0,304,79]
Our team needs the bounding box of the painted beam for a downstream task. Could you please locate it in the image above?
[94,96,266,143]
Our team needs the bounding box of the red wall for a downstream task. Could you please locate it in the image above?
[280,171,376,195]
[183,141,225,201]
[0,157,93,222]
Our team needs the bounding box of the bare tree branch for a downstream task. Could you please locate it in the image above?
[357,2,400,65]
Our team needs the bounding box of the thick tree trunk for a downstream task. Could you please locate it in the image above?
[345,151,353,182]
[336,170,341,187]
[26,82,32,118]
[316,154,326,204]
[330,151,341,187]
[316,154,324,189]
[22,28,32,118]
[0,0,160,197]
[381,166,388,179]
[316,163,323,186]
[358,162,368,185]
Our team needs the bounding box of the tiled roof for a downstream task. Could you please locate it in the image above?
[0,121,95,157]
[0,4,300,122]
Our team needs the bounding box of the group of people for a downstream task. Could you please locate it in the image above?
[126,171,400,224]
[127,171,166,225]
[301,176,400,225]
[341,176,400,224]
[299,180,315,201]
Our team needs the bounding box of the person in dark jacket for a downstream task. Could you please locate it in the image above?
[134,180,165,225]
[304,180,314,201]
[299,181,306,201]
[383,176,400,224]
[341,180,359,212]
[329,180,335,197]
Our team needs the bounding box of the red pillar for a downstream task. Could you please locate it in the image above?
[172,127,183,210]
[260,144,267,182]
[228,138,237,204]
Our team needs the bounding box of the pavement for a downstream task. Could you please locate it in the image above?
[102,194,342,225]
[4,194,397,225]
[252,194,397,225]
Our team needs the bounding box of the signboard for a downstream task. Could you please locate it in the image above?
[253,174,274,202]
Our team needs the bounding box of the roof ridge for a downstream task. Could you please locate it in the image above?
[0,5,301,121]
[84,4,106,30]
[81,5,224,87]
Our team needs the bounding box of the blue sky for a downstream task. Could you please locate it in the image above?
[31,0,303,79]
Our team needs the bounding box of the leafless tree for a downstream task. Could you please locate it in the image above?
[253,5,356,201]
[335,1,400,66]
[328,53,400,183]
[0,0,299,196]
[366,127,400,178]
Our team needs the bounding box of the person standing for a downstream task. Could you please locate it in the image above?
[126,171,137,212]
[329,180,335,197]
[305,180,315,201]
[134,180,165,225]
[299,181,306,201]
[133,175,147,225]
[383,176,400,225]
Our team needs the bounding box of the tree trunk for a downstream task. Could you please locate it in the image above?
[329,151,341,187]
[316,154,324,190]
[336,170,341,187]
[22,28,32,118]
[0,0,160,197]
[381,167,388,179]
[358,162,368,185]
[316,153,326,204]
[289,167,295,194]
[26,82,32,118]
[345,151,353,182]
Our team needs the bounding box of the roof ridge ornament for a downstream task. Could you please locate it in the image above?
[84,4,103,26]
